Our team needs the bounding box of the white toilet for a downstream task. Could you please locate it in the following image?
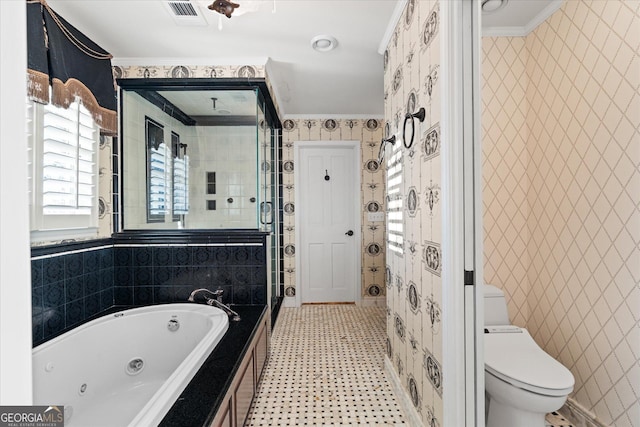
[484,284,574,427]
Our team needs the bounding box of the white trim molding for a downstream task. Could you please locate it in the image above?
[112,57,270,67]
[0,0,33,404]
[482,0,563,37]
[357,296,386,307]
[561,398,609,427]
[384,357,423,426]
[284,114,384,120]
[378,0,408,54]
[440,0,479,425]
[282,295,297,308]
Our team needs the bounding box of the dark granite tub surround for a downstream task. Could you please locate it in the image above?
[31,240,115,346]
[160,305,268,427]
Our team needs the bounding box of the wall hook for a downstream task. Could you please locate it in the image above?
[403,107,426,149]
[324,170,330,181]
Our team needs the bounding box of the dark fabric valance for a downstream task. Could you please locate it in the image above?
[27,0,117,135]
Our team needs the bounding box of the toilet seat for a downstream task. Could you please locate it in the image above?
[485,326,574,397]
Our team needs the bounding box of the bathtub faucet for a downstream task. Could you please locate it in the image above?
[188,288,241,321]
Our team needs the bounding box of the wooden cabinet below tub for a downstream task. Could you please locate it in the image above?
[254,316,268,386]
[234,351,255,424]
[214,397,232,427]
[210,312,270,427]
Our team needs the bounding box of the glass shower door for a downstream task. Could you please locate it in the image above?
[257,100,281,316]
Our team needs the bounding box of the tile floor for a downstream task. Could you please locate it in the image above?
[246,305,573,427]
[246,305,407,426]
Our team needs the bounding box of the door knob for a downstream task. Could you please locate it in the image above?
[345,230,354,236]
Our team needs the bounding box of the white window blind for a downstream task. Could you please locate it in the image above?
[42,102,96,215]
[149,141,168,217]
[386,141,403,254]
[173,154,189,215]
[28,98,99,240]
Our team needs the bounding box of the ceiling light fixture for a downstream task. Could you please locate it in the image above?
[207,0,266,30]
[208,0,239,18]
[311,35,338,52]
[481,0,508,13]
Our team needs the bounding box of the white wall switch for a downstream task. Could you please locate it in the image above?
[368,212,385,222]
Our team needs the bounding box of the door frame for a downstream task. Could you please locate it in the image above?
[440,0,484,425]
[293,140,362,307]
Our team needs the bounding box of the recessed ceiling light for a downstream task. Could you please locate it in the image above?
[217,109,231,115]
[311,35,338,52]
[482,0,508,13]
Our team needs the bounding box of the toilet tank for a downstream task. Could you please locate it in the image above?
[483,284,511,326]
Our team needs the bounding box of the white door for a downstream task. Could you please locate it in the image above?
[295,142,359,303]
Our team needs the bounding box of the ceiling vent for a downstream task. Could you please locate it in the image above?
[164,1,208,25]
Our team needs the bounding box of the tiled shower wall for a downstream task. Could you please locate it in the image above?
[482,1,640,426]
[279,118,386,302]
[384,0,444,425]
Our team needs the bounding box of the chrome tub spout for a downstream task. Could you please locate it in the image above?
[188,288,241,321]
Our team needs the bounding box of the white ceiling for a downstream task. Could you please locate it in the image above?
[157,89,259,116]
[45,0,559,118]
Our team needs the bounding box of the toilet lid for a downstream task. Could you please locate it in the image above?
[485,327,574,396]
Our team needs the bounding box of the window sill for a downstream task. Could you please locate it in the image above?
[30,227,99,246]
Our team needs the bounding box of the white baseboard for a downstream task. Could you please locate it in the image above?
[282,296,298,308]
[559,398,608,427]
[384,356,424,426]
[357,296,386,307]
[386,361,604,427]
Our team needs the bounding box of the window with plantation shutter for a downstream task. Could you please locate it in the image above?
[145,118,190,224]
[146,117,168,222]
[171,132,189,218]
[28,97,99,242]
[386,140,403,255]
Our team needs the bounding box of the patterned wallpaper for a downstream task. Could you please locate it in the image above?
[482,1,640,426]
[280,118,386,302]
[384,0,444,425]
[112,64,266,81]
[481,36,530,328]
[98,136,114,238]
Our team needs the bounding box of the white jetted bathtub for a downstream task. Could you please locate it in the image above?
[33,303,229,427]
